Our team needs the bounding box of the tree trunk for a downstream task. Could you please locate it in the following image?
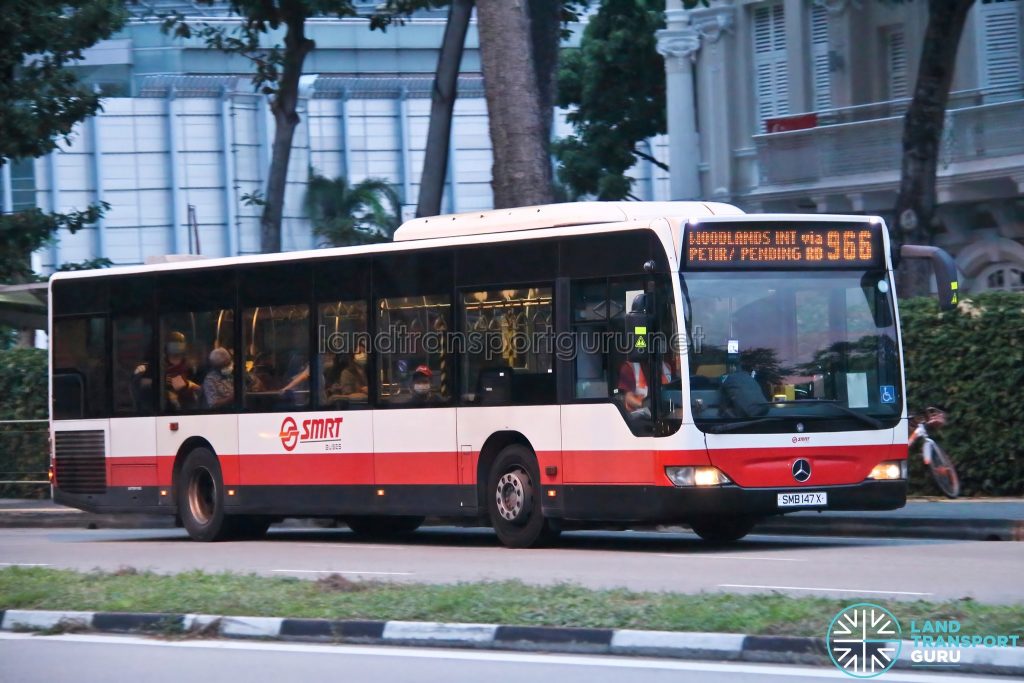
[416,0,474,218]
[528,0,562,152]
[894,0,974,297]
[476,0,554,208]
[260,8,314,253]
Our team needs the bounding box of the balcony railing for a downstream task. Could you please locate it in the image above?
[752,84,1024,188]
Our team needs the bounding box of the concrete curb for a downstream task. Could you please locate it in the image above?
[1,609,1021,677]
[753,515,1024,542]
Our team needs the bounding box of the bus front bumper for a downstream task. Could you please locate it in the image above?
[556,480,906,523]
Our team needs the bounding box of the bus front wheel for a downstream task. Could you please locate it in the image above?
[487,445,558,548]
[689,516,758,543]
[177,447,234,542]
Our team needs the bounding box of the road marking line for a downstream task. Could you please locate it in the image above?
[0,562,51,567]
[659,554,805,562]
[271,569,413,576]
[719,584,932,596]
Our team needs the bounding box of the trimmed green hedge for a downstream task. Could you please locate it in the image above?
[0,348,48,497]
[900,292,1024,496]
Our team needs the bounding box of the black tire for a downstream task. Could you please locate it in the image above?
[926,439,960,498]
[177,447,234,542]
[487,444,557,548]
[689,516,757,543]
[345,515,424,537]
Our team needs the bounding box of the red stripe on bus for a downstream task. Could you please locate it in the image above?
[92,443,905,489]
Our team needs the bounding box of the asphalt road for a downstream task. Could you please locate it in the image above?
[0,633,1004,683]
[2,526,1022,603]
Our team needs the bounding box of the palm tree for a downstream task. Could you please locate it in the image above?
[304,172,402,247]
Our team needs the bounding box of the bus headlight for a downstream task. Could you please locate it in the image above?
[665,466,731,487]
[868,460,906,481]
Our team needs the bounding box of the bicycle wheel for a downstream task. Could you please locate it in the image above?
[925,438,960,498]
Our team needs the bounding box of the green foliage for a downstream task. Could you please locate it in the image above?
[554,0,669,200]
[0,204,109,283]
[0,1,119,283]
[0,1,126,161]
[0,348,48,497]
[900,292,1024,496]
[305,173,401,247]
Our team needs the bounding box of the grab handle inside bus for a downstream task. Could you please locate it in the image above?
[899,245,960,311]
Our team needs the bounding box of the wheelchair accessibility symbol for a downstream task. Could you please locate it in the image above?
[880,385,896,404]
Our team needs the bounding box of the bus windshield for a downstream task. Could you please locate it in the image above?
[682,269,901,433]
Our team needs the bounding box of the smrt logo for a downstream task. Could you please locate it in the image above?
[279,416,344,451]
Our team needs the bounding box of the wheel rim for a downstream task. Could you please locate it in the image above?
[187,466,216,526]
[495,469,531,523]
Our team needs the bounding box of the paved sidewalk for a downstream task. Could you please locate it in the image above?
[2,496,1023,540]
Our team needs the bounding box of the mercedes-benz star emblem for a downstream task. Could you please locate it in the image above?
[792,458,812,482]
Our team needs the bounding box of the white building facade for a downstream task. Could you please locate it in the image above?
[0,2,671,274]
[658,0,1024,292]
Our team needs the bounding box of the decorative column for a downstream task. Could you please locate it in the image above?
[220,83,240,257]
[657,2,702,200]
[691,3,737,200]
[167,87,187,255]
[88,109,108,258]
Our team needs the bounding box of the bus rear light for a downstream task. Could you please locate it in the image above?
[665,466,731,487]
[868,460,906,481]
[47,466,55,485]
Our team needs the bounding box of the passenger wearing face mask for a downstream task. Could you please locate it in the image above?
[202,347,235,409]
[407,365,439,407]
[326,345,369,405]
[165,331,200,410]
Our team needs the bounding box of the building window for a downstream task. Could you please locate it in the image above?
[978,0,1023,91]
[753,2,789,128]
[883,25,909,99]
[810,4,832,111]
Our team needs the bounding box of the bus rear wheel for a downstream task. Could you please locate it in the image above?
[689,516,757,543]
[345,515,424,537]
[487,445,557,548]
[177,447,234,542]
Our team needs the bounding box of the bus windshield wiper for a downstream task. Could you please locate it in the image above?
[706,416,790,434]
[770,399,883,429]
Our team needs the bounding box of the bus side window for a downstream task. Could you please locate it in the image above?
[242,304,310,411]
[52,316,108,419]
[376,294,452,407]
[459,286,554,406]
[317,301,369,410]
[159,310,235,413]
[113,316,154,415]
[570,278,644,401]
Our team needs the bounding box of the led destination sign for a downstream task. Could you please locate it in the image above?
[684,223,883,269]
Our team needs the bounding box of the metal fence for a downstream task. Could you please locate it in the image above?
[0,419,49,498]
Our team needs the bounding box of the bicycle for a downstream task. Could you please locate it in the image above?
[909,407,960,498]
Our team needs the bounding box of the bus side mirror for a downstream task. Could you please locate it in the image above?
[899,245,960,311]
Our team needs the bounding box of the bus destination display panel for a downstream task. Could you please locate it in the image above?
[684,223,883,269]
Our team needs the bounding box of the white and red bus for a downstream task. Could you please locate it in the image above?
[48,202,958,546]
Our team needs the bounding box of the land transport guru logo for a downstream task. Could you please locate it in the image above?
[278,416,344,452]
[827,602,1021,677]
[827,603,902,677]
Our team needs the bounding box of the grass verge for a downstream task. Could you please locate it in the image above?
[2,566,1022,639]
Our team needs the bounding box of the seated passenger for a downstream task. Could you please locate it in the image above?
[407,365,441,407]
[202,347,235,409]
[325,346,369,405]
[165,331,199,410]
